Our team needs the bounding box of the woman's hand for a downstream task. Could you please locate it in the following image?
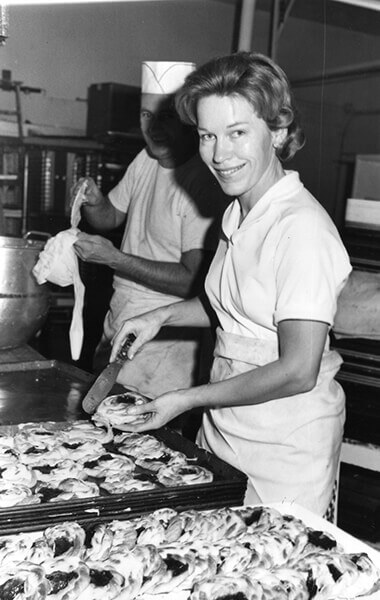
[110,308,170,362]
[115,389,193,432]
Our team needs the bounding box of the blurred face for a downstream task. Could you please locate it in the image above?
[140,93,188,167]
[197,94,286,209]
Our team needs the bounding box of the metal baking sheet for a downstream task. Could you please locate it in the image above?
[0,418,247,535]
[0,359,95,425]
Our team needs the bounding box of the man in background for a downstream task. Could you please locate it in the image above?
[73,60,228,417]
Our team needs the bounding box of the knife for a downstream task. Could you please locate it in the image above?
[82,333,136,415]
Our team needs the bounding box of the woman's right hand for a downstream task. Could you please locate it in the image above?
[110,308,169,362]
[71,177,103,208]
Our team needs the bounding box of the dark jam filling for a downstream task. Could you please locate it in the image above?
[163,556,189,577]
[34,464,54,475]
[327,562,343,582]
[242,506,263,527]
[83,458,101,469]
[178,467,196,475]
[62,442,82,450]
[38,486,62,503]
[0,577,24,600]
[307,529,337,550]
[134,472,157,483]
[24,446,45,455]
[216,594,249,600]
[53,536,73,557]
[84,524,98,547]
[306,571,318,599]
[46,571,77,593]
[0,466,5,477]
[90,569,113,587]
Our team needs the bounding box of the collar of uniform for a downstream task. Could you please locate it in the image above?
[221,170,303,242]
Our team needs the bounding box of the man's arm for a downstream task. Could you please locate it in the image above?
[73,233,212,298]
[73,177,125,231]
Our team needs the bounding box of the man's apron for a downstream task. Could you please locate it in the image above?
[197,328,345,516]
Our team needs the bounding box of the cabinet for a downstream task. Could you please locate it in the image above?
[0,134,144,236]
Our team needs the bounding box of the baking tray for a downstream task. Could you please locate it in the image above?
[0,415,246,535]
[0,359,94,425]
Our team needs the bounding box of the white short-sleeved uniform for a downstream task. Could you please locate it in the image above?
[198,171,352,515]
[97,148,225,397]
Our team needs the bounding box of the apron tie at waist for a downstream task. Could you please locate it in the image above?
[214,327,278,365]
[213,326,343,376]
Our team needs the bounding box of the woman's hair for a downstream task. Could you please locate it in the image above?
[175,51,305,161]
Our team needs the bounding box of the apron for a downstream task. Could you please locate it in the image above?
[197,328,345,516]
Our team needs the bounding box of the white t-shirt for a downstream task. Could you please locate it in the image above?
[106,148,226,336]
[205,171,352,343]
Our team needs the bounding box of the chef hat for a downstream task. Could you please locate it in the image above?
[141,61,196,95]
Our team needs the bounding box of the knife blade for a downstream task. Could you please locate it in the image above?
[82,334,136,415]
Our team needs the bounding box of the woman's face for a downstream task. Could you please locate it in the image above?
[197,94,285,206]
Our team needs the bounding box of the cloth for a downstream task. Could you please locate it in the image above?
[32,184,86,360]
[198,171,352,516]
[334,269,380,339]
[97,148,227,396]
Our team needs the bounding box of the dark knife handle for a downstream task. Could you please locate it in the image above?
[115,333,136,363]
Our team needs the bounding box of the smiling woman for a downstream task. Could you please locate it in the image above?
[110,51,352,519]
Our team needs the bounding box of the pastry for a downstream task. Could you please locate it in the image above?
[93,392,150,428]
[42,556,90,599]
[36,478,100,503]
[0,561,49,600]
[100,472,158,495]
[75,559,125,600]
[0,482,40,508]
[82,453,134,479]
[43,522,86,559]
[157,464,213,487]
[82,523,114,562]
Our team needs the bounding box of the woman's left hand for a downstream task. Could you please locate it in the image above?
[117,389,193,432]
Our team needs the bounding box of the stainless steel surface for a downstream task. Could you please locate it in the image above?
[0,235,49,349]
[82,333,136,414]
[0,359,92,425]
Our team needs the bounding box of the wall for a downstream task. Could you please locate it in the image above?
[0,1,237,131]
[1,1,379,221]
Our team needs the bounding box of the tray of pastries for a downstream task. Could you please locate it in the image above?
[0,413,246,535]
[0,502,379,599]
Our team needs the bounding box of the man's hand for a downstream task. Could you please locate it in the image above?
[71,177,104,208]
[73,232,118,265]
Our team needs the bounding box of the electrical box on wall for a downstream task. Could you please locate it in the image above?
[86,83,141,140]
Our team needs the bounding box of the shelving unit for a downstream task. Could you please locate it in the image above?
[0,134,143,237]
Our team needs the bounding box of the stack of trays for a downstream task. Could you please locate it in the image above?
[0,420,247,535]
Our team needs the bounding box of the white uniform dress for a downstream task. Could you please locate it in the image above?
[198,171,352,515]
[97,148,225,397]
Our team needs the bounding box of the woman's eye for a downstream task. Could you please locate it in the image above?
[231,130,245,138]
[140,111,151,119]
[199,133,214,142]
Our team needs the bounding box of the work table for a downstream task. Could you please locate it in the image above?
[0,345,94,425]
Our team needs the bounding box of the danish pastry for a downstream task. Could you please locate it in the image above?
[42,556,90,599]
[157,464,213,487]
[75,559,125,600]
[44,522,86,559]
[93,392,150,428]
[0,561,49,600]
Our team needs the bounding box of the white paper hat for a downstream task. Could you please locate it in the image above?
[141,61,196,95]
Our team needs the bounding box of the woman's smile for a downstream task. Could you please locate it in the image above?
[197,94,285,208]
